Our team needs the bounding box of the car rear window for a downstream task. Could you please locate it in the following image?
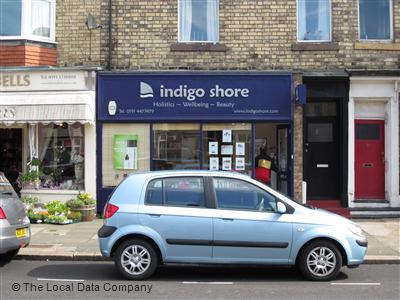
[0,174,15,194]
[145,177,205,208]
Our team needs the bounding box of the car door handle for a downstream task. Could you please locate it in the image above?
[221,218,234,221]
[148,214,161,218]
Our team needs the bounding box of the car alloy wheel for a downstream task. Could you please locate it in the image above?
[115,239,158,280]
[298,240,342,281]
[121,245,151,275]
[306,246,336,277]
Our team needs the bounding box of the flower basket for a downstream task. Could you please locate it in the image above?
[70,204,96,222]
[66,193,97,222]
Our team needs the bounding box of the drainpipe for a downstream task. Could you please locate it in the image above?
[108,0,112,70]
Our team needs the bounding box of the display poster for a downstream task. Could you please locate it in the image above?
[209,142,218,155]
[235,157,245,170]
[221,145,233,155]
[209,157,219,171]
[236,142,245,156]
[222,157,232,170]
[114,135,138,170]
[222,129,232,143]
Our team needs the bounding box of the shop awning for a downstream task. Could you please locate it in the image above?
[0,92,95,125]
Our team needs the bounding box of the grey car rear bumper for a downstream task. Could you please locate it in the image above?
[0,220,31,254]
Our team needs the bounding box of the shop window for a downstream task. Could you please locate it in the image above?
[38,123,84,190]
[203,123,251,174]
[0,0,55,42]
[178,0,219,43]
[359,0,392,41]
[213,177,277,212]
[297,0,331,42]
[102,124,150,188]
[153,124,200,170]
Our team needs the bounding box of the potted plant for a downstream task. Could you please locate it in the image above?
[20,170,40,189]
[67,211,82,223]
[44,200,71,225]
[66,193,96,222]
[20,195,39,211]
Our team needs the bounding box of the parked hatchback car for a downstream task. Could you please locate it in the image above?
[0,173,30,261]
[98,171,367,281]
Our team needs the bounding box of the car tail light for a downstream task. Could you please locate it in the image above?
[103,203,119,219]
[0,207,6,219]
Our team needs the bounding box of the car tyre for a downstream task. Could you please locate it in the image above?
[114,239,158,280]
[298,240,342,281]
[0,248,20,262]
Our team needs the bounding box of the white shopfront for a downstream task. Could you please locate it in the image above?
[0,69,97,202]
[348,76,400,209]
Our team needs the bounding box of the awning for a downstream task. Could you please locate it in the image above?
[0,92,95,125]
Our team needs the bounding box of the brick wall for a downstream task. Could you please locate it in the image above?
[97,0,399,70]
[56,0,101,66]
[0,44,57,67]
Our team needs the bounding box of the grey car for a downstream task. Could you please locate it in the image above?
[0,173,30,261]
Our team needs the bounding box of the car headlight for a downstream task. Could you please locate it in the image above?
[346,223,365,237]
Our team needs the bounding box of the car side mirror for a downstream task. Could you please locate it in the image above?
[276,202,287,214]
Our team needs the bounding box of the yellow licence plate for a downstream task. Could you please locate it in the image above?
[15,228,27,238]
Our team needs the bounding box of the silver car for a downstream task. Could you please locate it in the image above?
[0,173,30,261]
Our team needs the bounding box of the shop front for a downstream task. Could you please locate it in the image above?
[0,68,97,202]
[97,73,293,211]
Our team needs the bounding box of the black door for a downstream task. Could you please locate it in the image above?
[304,118,339,199]
[0,128,23,194]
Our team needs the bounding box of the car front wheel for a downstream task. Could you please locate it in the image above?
[298,240,343,281]
[114,239,158,280]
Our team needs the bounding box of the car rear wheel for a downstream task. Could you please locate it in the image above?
[298,240,342,281]
[114,239,158,280]
[0,248,20,262]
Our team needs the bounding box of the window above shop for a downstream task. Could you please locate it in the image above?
[358,0,392,41]
[178,0,219,43]
[297,0,331,42]
[0,0,55,43]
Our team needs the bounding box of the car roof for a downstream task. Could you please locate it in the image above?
[127,170,252,180]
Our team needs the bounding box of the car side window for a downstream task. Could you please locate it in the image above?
[145,179,163,205]
[164,177,205,207]
[145,177,205,207]
[213,177,278,212]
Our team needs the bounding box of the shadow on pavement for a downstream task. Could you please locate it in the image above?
[26,262,348,282]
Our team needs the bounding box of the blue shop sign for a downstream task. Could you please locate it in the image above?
[97,73,292,121]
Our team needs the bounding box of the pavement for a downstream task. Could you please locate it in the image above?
[16,218,400,263]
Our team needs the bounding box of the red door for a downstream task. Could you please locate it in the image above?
[355,120,385,200]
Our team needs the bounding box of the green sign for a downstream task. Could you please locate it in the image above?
[114,135,138,170]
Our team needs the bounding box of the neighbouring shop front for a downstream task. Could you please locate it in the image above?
[348,74,400,210]
[302,75,349,212]
[0,68,97,202]
[97,72,294,211]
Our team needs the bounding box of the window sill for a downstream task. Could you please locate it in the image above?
[21,189,80,195]
[171,43,227,52]
[0,39,57,47]
[291,42,339,51]
[354,42,400,51]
